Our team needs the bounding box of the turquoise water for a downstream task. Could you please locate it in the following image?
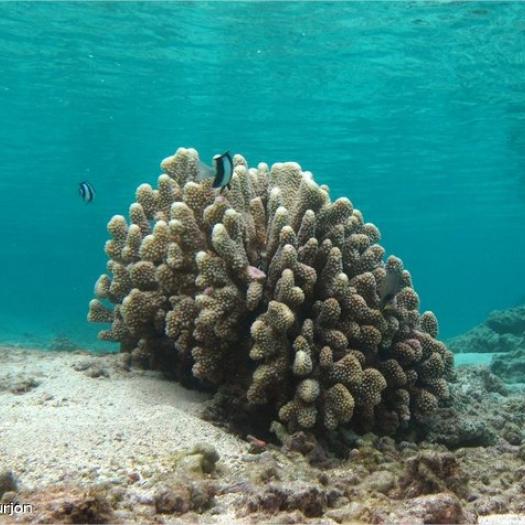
[1,2,524,349]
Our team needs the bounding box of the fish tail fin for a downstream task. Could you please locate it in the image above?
[197,161,214,181]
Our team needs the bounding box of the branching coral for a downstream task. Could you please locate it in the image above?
[88,147,453,434]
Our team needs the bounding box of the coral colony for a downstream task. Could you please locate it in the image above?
[88,148,453,435]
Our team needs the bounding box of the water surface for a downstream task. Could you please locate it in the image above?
[1,2,524,347]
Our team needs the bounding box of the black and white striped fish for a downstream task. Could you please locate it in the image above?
[79,181,95,203]
[379,266,404,307]
[198,151,234,190]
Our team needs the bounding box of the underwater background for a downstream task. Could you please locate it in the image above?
[0,1,524,350]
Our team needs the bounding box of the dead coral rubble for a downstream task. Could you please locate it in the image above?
[88,147,453,435]
[491,348,525,384]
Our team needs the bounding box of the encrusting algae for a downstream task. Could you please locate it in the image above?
[88,147,453,436]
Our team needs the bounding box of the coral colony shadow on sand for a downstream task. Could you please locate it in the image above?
[88,147,453,437]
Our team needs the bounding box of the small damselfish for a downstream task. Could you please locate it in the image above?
[197,151,234,191]
[79,181,95,203]
[211,151,234,189]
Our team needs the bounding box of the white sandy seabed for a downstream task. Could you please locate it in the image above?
[0,346,524,525]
